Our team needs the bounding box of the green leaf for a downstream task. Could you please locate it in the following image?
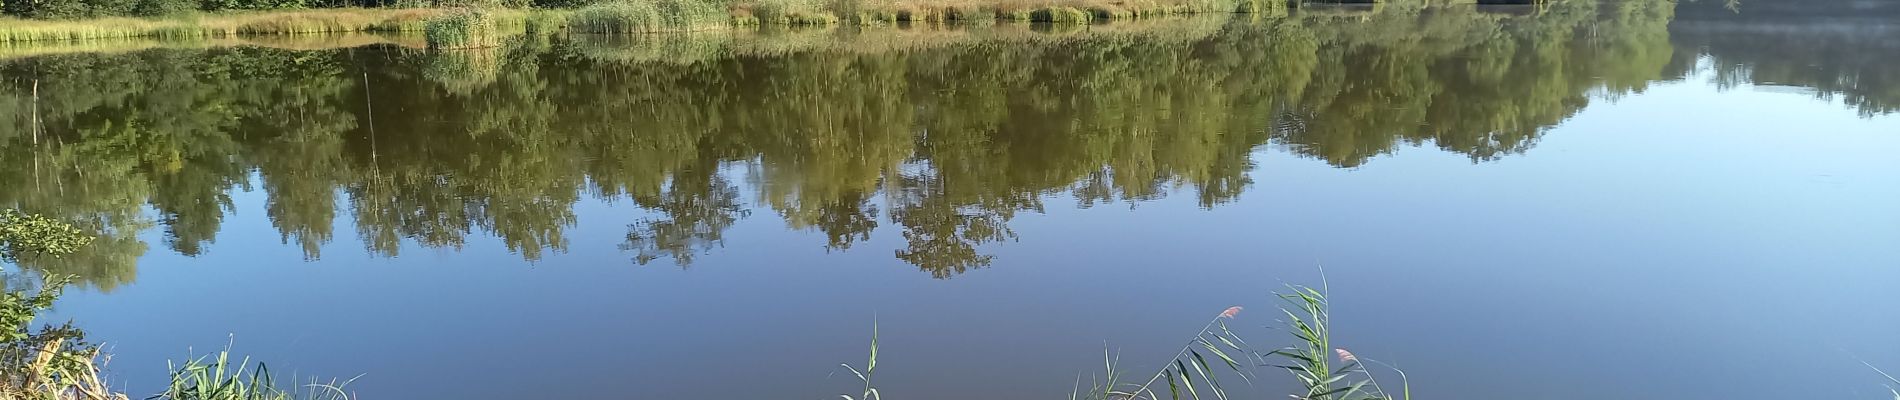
[1174,361,1203,400]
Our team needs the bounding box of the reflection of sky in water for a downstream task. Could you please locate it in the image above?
[39,60,1899,400]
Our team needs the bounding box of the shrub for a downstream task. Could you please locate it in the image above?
[1026,6,1088,23]
[3,0,94,19]
[131,0,192,16]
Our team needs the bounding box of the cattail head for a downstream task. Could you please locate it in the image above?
[1219,306,1243,319]
[1335,348,1358,363]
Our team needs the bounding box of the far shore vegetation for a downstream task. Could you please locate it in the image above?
[0,0,1586,45]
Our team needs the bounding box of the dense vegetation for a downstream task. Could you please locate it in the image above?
[0,1,1702,288]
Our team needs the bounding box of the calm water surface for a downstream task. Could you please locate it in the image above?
[3,1,1898,399]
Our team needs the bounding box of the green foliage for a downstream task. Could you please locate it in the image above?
[1,0,135,20]
[196,0,307,13]
[0,210,115,399]
[0,210,94,266]
[1015,6,1090,23]
[424,7,498,49]
[131,0,193,16]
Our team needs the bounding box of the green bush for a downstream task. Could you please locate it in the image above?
[1027,6,1088,22]
[1,0,134,19]
[131,0,191,16]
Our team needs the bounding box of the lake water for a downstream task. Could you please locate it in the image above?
[3,1,1898,399]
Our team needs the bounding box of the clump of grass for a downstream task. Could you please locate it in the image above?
[156,347,357,400]
[424,7,502,49]
[568,0,728,33]
[1028,6,1091,22]
[742,0,840,25]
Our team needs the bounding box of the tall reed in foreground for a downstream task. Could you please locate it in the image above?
[1073,284,1409,400]
[838,323,880,400]
[1268,284,1407,400]
[1068,307,1255,400]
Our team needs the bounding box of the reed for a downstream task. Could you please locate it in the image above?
[1866,361,1900,400]
[1085,307,1255,400]
[1266,284,1408,400]
[1069,284,1412,400]
[424,7,499,49]
[155,347,357,400]
[837,323,881,400]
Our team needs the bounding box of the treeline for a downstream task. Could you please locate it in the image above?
[0,0,541,20]
[0,2,1679,286]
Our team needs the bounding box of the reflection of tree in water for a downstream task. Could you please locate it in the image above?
[1,0,1815,282]
[887,172,1024,278]
[1668,9,1900,117]
[621,163,750,266]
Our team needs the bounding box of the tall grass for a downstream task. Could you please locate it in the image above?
[735,0,839,25]
[568,0,728,33]
[156,348,356,400]
[424,7,499,49]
